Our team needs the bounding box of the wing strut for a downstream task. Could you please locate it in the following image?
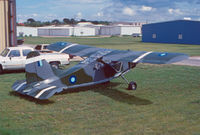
[121,74,129,84]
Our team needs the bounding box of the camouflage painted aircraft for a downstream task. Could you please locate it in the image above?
[12,42,188,100]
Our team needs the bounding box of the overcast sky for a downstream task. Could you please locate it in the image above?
[16,0,200,23]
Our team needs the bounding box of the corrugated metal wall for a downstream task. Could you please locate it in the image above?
[100,26,121,35]
[0,0,16,52]
[73,27,95,36]
[38,28,70,36]
[142,20,200,45]
[120,26,141,35]
[17,26,38,37]
[0,0,9,52]
[38,27,96,37]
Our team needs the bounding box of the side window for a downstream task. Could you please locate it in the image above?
[35,45,42,50]
[152,34,156,39]
[23,49,32,56]
[178,34,183,39]
[8,50,20,57]
[43,45,48,49]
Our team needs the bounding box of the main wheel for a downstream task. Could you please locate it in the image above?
[128,81,137,90]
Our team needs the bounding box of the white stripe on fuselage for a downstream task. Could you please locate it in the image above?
[15,82,27,91]
[132,51,153,63]
[59,44,78,53]
[35,86,56,99]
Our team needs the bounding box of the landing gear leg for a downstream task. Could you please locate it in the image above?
[121,74,137,90]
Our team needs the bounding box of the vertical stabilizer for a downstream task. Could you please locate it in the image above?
[25,51,56,84]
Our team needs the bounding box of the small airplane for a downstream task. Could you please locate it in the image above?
[12,42,188,100]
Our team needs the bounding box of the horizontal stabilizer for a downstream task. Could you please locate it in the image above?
[12,80,64,100]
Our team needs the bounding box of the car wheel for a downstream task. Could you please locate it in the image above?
[0,65,3,74]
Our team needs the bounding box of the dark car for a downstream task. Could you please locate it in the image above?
[17,39,25,45]
[132,33,142,37]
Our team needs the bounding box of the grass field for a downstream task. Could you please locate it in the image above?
[0,37,200,135]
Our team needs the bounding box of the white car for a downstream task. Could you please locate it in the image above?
[34,44,53,53]
[0,46,70,73]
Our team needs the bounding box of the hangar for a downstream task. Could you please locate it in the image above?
[17,26,38,37]
[38,26,96,37]
[100,25,141,36]
[142,20,200,45]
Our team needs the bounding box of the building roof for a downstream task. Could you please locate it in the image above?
[143,20,200,26]
[77,22,94,26]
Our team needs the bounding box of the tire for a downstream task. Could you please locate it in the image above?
[0,65,3,74]
[128,81,137,90]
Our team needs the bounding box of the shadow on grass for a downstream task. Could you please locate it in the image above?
[9,91,54,105]
[9,82,152,105]
[59,82,152,106]
[0,70,25,75]
[191,100,200,104]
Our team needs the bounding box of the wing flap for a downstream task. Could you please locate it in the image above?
[62,46,101,57]
[47,42,73,52]
[47,42,102,57]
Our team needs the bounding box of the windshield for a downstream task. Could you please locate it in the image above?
[80,49,111,64]
[1,49,10,57]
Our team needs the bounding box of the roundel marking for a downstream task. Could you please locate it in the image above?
[159,53,167,57]
[69,75,77,84]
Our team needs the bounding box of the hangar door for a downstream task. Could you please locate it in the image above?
[49,29,70,36]
[38,29,70,36]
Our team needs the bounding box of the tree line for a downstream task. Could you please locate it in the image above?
[17,18,110,27]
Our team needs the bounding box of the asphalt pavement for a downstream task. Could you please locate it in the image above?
[173,56,200,67]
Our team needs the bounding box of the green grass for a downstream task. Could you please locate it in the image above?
[23,36,200,56]
[0,65,200,135]
[1,36,200,135]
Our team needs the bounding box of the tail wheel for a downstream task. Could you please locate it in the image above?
[0,65,3,74]
[128,81,137,90]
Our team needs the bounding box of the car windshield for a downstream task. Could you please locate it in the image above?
[1,49,10,57]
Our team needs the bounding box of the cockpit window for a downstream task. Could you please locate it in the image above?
[80,49,111,64]
[110,61,122,72]
[1,49,10,57]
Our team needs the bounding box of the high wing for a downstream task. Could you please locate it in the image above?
[102,50,188,64]
[47,42,107,57]
[47,42,188,64]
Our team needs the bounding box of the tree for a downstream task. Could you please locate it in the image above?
[70,18,77,25]
[63,18,70,24]
[91,21,99,24]
[27,18,35,23]
[52,19,60,25]
[80,19,87,22]
[43,21,51,26]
